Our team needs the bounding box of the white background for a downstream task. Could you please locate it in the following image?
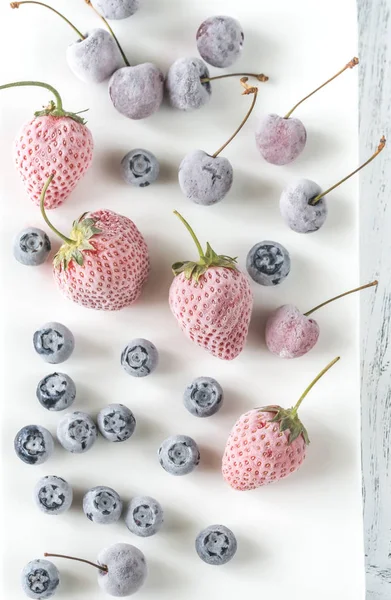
[0,0,364,598]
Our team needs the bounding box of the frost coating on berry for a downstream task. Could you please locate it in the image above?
[178,150,233,205]
[97,543,147,596]
[57,411,97,453]
[280,179,328,233]
[125,496,164,537]
[121,338,158,377]
[196,16,244,68]
[255,114,307,165]
[246,241,290,286]
[14,425,54,465]
[13,227,51,266]
[66,29,122,84]
[33,322,75,364]
[158,435,200,475]
[21,559,59,599]
[92,0,139,19]
[97,404,136,442]
[121,149,159,187]
[109,64,164,120]
[195,524,237,565]
[83,486,123,524]
[265,304,320,358]
[165,57,211,111]
[36,372,76,411]
[34,475,73,515]
[183,376,223,417]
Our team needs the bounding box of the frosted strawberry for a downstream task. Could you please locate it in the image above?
[222,356,340,490]
[169,211,253,360]
[40,176,149,310]
[0,80,93,209]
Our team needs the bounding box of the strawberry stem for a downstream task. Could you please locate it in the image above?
[40,175,74,243]
[304,280,378,317]
[10,1,85,39]
[291,356,340,416]
[200,72,268,83]
[44,553,108,574]
[284,57,359,119]
[84,0,130,66]
[0,80,63,112]
[173,210,204,259]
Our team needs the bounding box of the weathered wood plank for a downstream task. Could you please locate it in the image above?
[358,0,391,598]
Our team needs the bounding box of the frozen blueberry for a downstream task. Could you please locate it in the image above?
[158,435,200,476]
[57,411,97,454]
[97,404,136,442]
[121,149,160,187]
[165,57,211,111]
[196,524,237,565]
[83,486,123,524]
[246,241,291,286]
[196,16,244,68]
[184,376,223,417]
[97,543,147,596]
[179,150,233,205]
[121,338,159,377]
[21,559,60,599]
[124,496,164,537]
[280,179,328,233]
[36,373,76,412]
[13,227,51,266]
[34,476,73,515]
[66,29,122,84]
[14,425,54,466]
[109,63,164,120]
[33,322,75,365]
[92,0,139,19]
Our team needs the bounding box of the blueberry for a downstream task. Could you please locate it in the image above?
[13,227,51,266]
[165,57,211,111]
[92,0,139,20]
[280,179,328,233]
[36,373,76,412]
[158,435,200,476]
[57,411,97,454]
[14,425,54,466]
[34,476,73,515]
[97,404,136,442]
[184,376,223,417]
[246,241,291,286]
[121,149,160,187]
[178,150,233,205]
[195,524,237,565]
[109,63,164,120]
[83,486,122,524]
[66,29,122,84]
[21,559,60,599]
[196,16,244,68]
[121,338,159,377]
[124,496,164,537]
[33,322,75,365]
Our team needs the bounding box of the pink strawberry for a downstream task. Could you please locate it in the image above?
[40,176,149,310]
[0,80,93,209]
[222,356,340,489]
[169,211,253,360]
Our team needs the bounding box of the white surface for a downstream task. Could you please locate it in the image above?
[0,0,364,598]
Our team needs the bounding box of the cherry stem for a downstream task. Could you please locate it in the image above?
[40,175,74,244]
[10,1,85,39]
[200,72,268,83]
[212,79,258,158]
[284,57,359,119]
[84,0,130,66]
[310,136,386,204]
[291,356,340,415]
[44,553,108,574]
[304,280,378,317]
[173,211,204,260]
[0,80,63,111]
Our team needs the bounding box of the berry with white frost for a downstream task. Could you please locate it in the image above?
[34,476,73,515]
[97,404,136,442]
[246,241,291,286]
[57,411,97,453]
[92,0,139,20]
[196,16,244,68]
[33,323,75,364]
[121,149,160,187]
[158,435,200,476]
[14,425,54,465]
[13,227,51,266]
[121,339,159,377]
[195,524,237,565]
[83,486,123,524]
[125,496,164,537]
[36,373,76,411]
[183,377,223,417]
[21,559,59,599]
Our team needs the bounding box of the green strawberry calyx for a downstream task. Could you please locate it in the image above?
[172,210,237,282]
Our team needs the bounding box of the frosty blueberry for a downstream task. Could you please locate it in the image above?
[34,476,73,515]
[83,486,123,524]
[33,322,75,364]
[21,559,59,599]
[13,227,51,266]
[57,411,97,453]
[196,16,244,68]
[36,373,76,411]
[158,435,200,476]
[14,425,54,466]
[121,149,160,187]
[92,0,139,19]
[121,338,159,377]
[97,404,136,442]
[195,524,237,565]
[165,57,211,111]
[183,376,223,417]
[124,496,164,537]
[246,241,291,286]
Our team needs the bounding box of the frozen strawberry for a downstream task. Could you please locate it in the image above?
[40,176,149,310]
[0,80,93,209]
[169,211,253,360]
[222,357,340,490]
